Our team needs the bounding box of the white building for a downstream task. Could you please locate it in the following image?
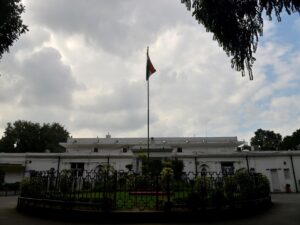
[1,136,299,193]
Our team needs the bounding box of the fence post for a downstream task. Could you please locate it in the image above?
[155,175,159,210]
[164,175,172,212]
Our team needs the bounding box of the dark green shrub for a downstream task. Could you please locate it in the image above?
[234,169,255,200]
[59,170,72,193]
[223,175,237,202]
[160,167,174,191]
[129,175,152,191]
[20,177,43,197]
[193,176,213,207]
[254,173,270,198]
[194,176,212,195]
[171,159,184,180]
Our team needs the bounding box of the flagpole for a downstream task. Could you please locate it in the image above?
[146,46,156,164]
[147,47,150,162]
[147,77,150,162]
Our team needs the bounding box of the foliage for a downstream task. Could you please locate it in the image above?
[59,170,72,193]
[250,128,282,150]
[20,169,271,211]
[160,167,174,180]
[255,173,270,198]
[187,176,212,209]
[171,159,184,180]
[181,0,300,79]
[96,164,115,173]
[234,169,255,199]
[223,175,237,200]
[194,176,212,195]
[93,167,118,192]
[142,158,163,174]
[40,123,69,152]
[0,120,69,153]
[280,129,300,150]
[129,174,152,191]
[20,177,43,197]
[141,158,184,177]
[0,0,28,60]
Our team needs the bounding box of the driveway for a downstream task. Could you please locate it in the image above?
[0,194,300,225]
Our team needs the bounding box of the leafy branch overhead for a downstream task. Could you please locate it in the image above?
[0,0,28,60]
[181,0,300,80]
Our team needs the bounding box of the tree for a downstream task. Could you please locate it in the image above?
[40,123,69,153]
[181,0,300,80]
[0,121,41,153]
[0,0,28,60]
[280,129,300,150]
[0,120,69,153]
[250,128,282,150]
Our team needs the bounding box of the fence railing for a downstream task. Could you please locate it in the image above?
[0,182,20,196]
[20,169,270,211]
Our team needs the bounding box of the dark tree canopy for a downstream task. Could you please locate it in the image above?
[0,120,69,153]
[250,128,282,150]
[0,0,28,60]
[181,0,300,80]
[280,129,300,150]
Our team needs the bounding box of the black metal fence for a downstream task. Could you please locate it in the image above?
[19,169,270,211]
[0,182,20,196]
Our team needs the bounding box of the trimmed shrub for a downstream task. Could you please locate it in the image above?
[20,177,43,197]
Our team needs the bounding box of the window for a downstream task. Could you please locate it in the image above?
[200,165,209,176]
[93,147,98,153]
[284,168,291,180]
[177,147,182,153]
[221,162,234,174]
[71,163,84,176]
[0,171,5,185]
[122,147,128,153]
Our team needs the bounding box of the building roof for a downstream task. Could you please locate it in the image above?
[61,136,242,148]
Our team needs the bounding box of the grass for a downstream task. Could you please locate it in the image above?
[42,189,192,210]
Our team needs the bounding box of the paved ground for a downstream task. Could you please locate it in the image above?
[0,194,300,225]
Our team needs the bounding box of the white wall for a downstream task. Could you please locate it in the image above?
[1,152,300,192]
[248,156,296,192]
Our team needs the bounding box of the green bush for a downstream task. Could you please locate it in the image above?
[223,175,237,202]
[254,173,270,198]
[160,167,174,191]
[234,169,255,200]
[20,177,43,197]
[194,176,212,195]
[59,170,72,193]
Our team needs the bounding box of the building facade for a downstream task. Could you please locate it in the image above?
[1,136,299,193]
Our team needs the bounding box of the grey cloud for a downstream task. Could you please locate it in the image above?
[71,80,159,134]
[20,47,77,107]
[26,0,193,56]
[87,81,145,113]
[72,109,147,135]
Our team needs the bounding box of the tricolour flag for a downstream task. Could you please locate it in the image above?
[146,47,156,80]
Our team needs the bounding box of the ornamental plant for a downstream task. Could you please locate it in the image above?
[160,167,174,191]
[20,177,43,197]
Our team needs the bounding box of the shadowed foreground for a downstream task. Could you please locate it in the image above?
[0,194,300,225]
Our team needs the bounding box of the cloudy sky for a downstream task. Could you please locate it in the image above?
[0,1,300,143]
